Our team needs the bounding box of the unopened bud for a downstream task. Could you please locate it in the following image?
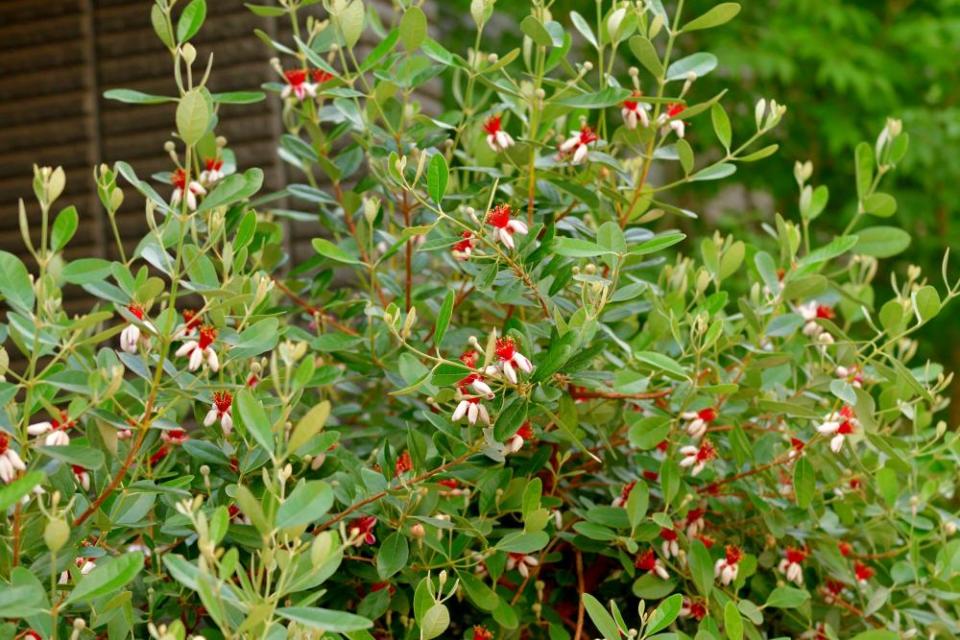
[410,523,426,538]
[44,517,70,552]
[363,196,381,225]
[180,43,197,66]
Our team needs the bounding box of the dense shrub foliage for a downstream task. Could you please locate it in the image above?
[1,1,959,640]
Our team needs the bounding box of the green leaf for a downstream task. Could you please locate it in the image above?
[213,90,266,104]
[688,539,713,599]
[629,231,686,255]
[498,531,549,553]
[277,480,333,528]
[582,594,620,640]
[376,532,409,579]
[682,3,741,32]
[0,251,35,313]
[176,0,206,42]
[0,569,46,618]
[312,238,363,265]
[738,144,779,162]
[855,142,874,199]
[427,153,448,203]
[335,0,365,48]
[625,480,649,528]
[434,289,455,346]
[399,6,427,50]
[176,89,210,145]
[151,4,175,47]
[764,586,810,609]
[691,162,736,182]
[863,192,897,218]
[557,87,631,109]
[521,15,553,47]
[277,607,373,632]
[420,603,450,640]
[66,552,144,605]
[459,572,499,611]
[554,238,610,258]
[0,472,44,512]
[236,389,275,456]
[37,445,105,470]
[634,351,687,379]
[196,168,263,213]
[493,396,529,441]
[245,3,288,17]
[666,52,718,81]
[854,226,911,258]
[289,401,330,453]
[711,103,732,149]
[850,632,899,640]
[628,36,663,78]
[648,593,683,635]
[570,11,598,48]
[103,89,174,104]
[677,139,694,175]
[793,456,815,508]
[51,205,79,252]
[63,258,113,285]
[724,600,744,640]
[912,285,940,323]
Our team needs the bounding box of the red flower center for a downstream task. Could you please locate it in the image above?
[660,527,677,541]
[623,91,642,110]
[72,465,86,475]
[838,541,852,556]
[438,478,459,489]
[697,408,717,422]
[0,432,9,454]
[667,103,686,118]
[686,508,705,523]
[204,158,223,171]
[635,549,657,572]
[785,547,807,564]
[495,337,516,361]
[459,349,478,368]
[182,309,201,330]
[473,626,494,640]
[395,451,412,474]
[854,562,874,581]
[198,325,217,350]
[171,168,188,189]
[816,305,834,319]
[688,600,707,620]
[837,420,854,435]
[312,69,334,84]
[487,203,512,229]
[578,125,598,145]
[515,421,534,440]
[724,545,742,565]
[619,480,636,502]
[453,231,474,253]
[791,437,805,451]
[213,391,233,412]
[696,441,716,462]
[483,115,502,135]
[128,303,145,320]
[284,69,307,86]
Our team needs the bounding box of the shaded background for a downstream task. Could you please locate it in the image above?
[1,0,958,419]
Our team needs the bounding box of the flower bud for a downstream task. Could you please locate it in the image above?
[180,43,197,66]
[44,517,70,552]
[363,196,381,224]
[410,523,426,538]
